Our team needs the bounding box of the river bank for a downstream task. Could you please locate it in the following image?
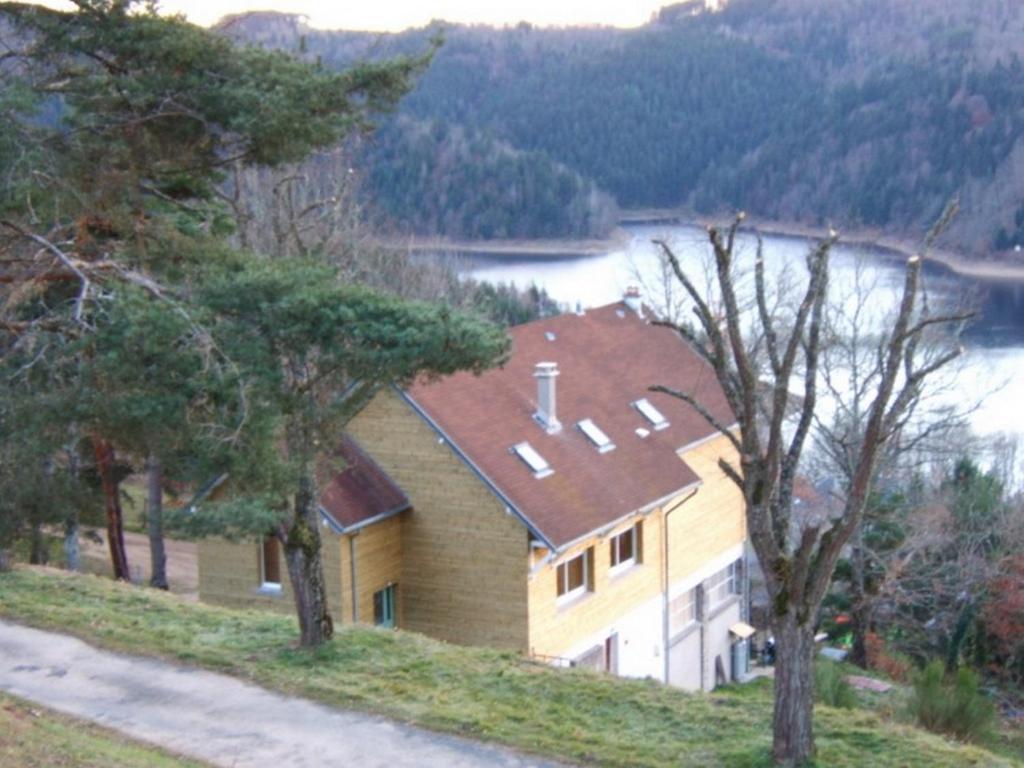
[386,212,1024,282]
[377,227,632,259]
[623,209,1024,282]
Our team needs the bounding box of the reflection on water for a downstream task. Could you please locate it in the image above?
[456,224,1024,438]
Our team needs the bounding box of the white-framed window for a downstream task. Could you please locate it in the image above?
[609,522,642,570]
[633,398,669,430]
[512,441,553,478]
[259,535,282,593]
[577,418,615,453]
[669,587,697,635]
[556,548,592,601]
[706,559,740,610]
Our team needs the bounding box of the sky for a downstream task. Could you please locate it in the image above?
[39,1,682,31]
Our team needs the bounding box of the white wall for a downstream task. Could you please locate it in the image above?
[559,589,665,680]
[557,541,747,689]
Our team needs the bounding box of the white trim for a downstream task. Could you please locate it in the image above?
[512,441,554,479]
[609,525,638,571]
[608,558,638,579]
[577,418,615,453]
[258,537,282,592]
[555,549,590,604]
[555,583,588,606]
[634,398,669,430]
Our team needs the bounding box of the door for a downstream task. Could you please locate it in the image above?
[373,584,396,628]
[604,632,619,674]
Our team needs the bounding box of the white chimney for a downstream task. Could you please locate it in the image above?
[534,362,561,433]
[623,286,643,316]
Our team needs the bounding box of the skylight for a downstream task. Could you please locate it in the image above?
[634,398,669,430]
[512,442,553,478]
[578,418,615,453]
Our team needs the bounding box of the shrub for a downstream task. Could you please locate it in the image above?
[865,632,910,682]
[907,660,995,743]
[815,658,857,709]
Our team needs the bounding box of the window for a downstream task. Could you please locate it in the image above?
[609,522,642,570]
[706,559,741,610]
[578,418,615,453]
[556,548,592,600]
[512,441,553,478]
[373,584,396,628]
[260,535,281,591]
[633,398,669,430]
[669,587,697,634]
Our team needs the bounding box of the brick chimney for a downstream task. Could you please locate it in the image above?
[534,362,561,433]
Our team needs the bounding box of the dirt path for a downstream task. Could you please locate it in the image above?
[0,620,563,768]
[79,531,198,600]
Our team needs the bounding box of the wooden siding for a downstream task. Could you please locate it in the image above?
[347,389,530,651]
[197,532,345,620]
[527,514,663,659]
[527,432,746,659]
[343,514,403,625]
[668,434,747,586]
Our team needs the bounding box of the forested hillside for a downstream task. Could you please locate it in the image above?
[219,1,1024,254]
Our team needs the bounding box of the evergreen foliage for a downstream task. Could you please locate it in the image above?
[221,3,1024,248]
[908,661,996,743]
[814,660,857,710]
[0,1,509,643]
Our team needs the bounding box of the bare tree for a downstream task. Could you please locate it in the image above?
[651,209,965,765]
[808,255,976,667]
[219,146,373,263]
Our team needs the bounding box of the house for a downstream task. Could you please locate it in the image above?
[198,292,751,690]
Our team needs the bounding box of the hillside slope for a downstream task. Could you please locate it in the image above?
[219,1,1024,256]
[0,567,1019,767]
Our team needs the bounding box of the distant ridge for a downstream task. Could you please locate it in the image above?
[220,1,1024,259]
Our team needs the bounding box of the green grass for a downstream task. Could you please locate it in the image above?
[0,567,1018,768]
[0,692,209,767]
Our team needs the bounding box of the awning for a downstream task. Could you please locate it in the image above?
[729,621,756,640]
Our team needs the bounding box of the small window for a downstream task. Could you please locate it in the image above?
[260,535,281,589]
[578,418,615,453]
[609,522,642,569]
[669,587,697,634]
[634,398,669,430]
[556,548,592,601]
[512,441,553,478]
[374,584,396,628]
[706,559,741,610]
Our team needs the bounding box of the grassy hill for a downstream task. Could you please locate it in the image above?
[0,692,207,768]
[0,567,1018,767]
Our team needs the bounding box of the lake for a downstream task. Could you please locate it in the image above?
[460,223,1024,445]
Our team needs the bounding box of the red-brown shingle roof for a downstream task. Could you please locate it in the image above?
[319,436,410,531]
[406,302,734,548]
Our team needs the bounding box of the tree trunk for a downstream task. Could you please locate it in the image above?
[63,513,80,572]
[93,438,130,581]
[771,614,817,766]
[849,529,869,668]
[283,473,333,647]
[29,522,49,565]
[0,548,10,573]
[64,432,81,571]
[146,452,168,590]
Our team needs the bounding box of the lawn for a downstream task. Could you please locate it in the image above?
[0,567,1017,768]
[0,692,208,768]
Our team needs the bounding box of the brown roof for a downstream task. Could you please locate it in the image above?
[319,436,410,532]
[406,302,734,549]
